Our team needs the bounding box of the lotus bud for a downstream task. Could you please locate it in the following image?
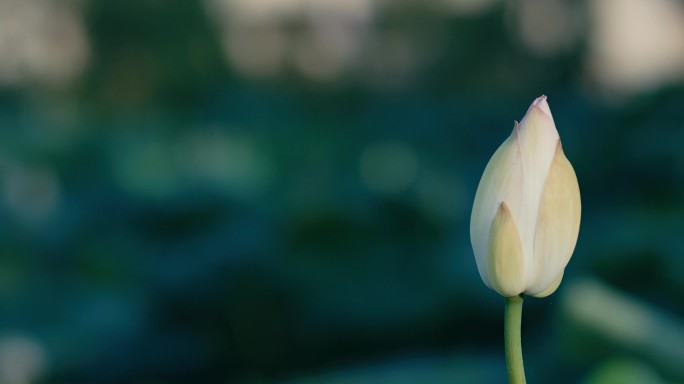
[470,96,581,298]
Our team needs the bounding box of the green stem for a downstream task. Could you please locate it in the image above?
[505,295,527,384]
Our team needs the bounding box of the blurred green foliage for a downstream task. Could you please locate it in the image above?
[1,1,684,383]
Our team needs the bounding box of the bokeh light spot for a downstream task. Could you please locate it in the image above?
[0,0,89,88]
[0,335,47,384]
[587,0,684,95]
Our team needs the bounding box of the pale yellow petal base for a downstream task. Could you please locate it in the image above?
[488,202,525,297]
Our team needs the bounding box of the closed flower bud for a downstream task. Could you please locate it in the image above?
[470,96,581,298]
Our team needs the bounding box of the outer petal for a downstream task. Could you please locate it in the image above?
[525,142,581,296]
[470,129,523,289]
[514,97,561,278]
[488,202,525,297]
[529,270,563,298]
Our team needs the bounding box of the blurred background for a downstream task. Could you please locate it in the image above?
[2,0,684,383]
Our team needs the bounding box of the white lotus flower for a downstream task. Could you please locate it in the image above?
[470,96,581,298]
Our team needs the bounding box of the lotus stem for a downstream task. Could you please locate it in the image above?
[505,295,526,384]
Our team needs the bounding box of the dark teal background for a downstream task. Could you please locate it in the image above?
[1,1,683,383]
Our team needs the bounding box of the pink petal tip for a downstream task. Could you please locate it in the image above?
[532,95,551,116]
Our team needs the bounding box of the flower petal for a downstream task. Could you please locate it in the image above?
[488,202,525,297]
[526,142,581,296]
[515,99,561,277]
[470,129,523,289]
[529,270,563,298]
